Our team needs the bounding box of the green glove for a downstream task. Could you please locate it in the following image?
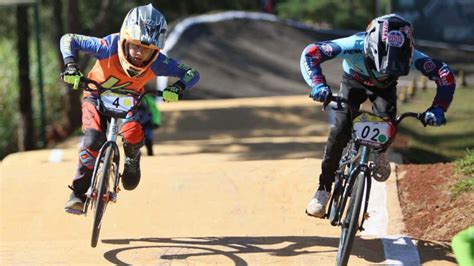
[62,63,83,90]
[163,86,180,102]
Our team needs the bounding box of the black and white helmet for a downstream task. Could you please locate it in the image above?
[364,14,414,76]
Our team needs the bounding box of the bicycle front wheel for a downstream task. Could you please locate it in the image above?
[336,170,366,266]
[91,145,113,248]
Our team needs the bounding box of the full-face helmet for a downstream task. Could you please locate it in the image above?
[364,14,414,76]
[118,4,167,77]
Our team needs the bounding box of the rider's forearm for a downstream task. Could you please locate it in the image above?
[412,52,456,112]
[59,33,112,65]
[301,43,327,87]
[178,66,200,90]
[154,59,200,91]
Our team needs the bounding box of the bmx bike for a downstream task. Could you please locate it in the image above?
[320,94,427,266]
[77,77,162,247]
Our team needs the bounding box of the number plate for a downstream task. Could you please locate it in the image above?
[353,112,395,147]
[101,92,136,113]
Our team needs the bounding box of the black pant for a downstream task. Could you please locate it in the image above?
[318,75,397,191]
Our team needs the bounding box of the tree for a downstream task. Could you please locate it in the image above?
[16,4,35,151]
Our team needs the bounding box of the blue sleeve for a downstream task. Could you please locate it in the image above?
[151,54,200,90]
[412,50,456,111]
[300,33,364,88]
[59,33,118,64]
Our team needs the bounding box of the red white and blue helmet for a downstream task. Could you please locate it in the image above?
[364,14,414,76]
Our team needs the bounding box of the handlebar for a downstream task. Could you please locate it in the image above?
[319,93,427,127]
[322,94,346,111]
[395,112,426,127]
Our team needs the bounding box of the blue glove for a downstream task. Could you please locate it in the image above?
[424,106,446,126]
[311,83,331,102]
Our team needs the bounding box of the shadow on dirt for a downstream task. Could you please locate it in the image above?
[101,235,455,265]
[101,235,382,265]
[152,104,330,160]
[415,239,457,265]
[157,141,327,161]
[157,105,329,141]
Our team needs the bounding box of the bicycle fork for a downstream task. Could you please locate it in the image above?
[106,118,122,203]
[335,146,372,231]
[355,146,372,232]
[84,118,122,213]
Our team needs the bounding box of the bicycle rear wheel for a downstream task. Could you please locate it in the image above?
[336,171,366,266]
[91,146,114,248]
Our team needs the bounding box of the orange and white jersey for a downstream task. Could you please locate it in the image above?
[60,33,199,95]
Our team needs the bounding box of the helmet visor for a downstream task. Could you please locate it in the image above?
[380,46,411,76]
[379,30,412,76]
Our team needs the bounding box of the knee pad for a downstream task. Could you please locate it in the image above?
[120,121,144,145]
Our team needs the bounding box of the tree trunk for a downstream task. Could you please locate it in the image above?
[52,0,64,70]
[64,0,82,133]
[17,5,36,151]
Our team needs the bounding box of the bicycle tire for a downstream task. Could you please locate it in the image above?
[336,170,366,266]
[91,146,113,248]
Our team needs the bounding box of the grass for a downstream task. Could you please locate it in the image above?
[451,149,474,198]
[395,84,474,163]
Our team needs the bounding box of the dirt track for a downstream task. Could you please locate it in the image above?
[0,96,455,265]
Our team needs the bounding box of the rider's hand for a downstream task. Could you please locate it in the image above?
[163,86,181,102]
[311,83,331,103]
[423,106,446,126]
[61,63,83,90]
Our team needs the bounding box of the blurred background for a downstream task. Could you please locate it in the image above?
[0,0,473,160]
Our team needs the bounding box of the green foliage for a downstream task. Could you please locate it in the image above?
[455,149,474,177]
[0,6,16,37]
[0,39,19,159]
[276,0,382,29]
[451,150,474,198]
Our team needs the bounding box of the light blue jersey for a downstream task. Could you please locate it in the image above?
[300,32,456,111]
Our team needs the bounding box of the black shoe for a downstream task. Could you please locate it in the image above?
[121,154,141,190]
